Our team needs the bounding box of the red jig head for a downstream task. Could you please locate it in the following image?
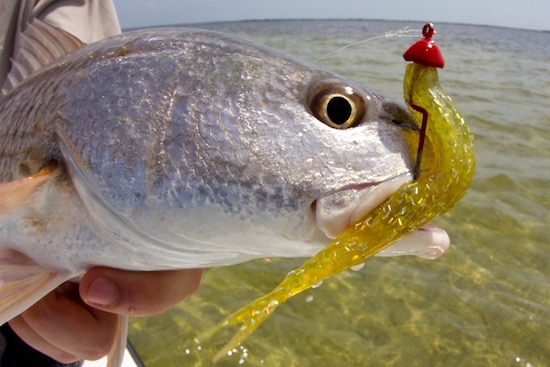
[403,23,445,68]
[403,23,446,180]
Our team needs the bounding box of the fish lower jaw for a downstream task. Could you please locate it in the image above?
[313,173,413,240]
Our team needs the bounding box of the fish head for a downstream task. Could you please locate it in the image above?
[57,29,417,265]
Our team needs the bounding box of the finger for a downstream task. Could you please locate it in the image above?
[10,284,118,362]
[80,268,202,316]
[9,316,78,363]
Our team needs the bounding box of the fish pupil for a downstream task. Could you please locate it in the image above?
[326,96,353,125]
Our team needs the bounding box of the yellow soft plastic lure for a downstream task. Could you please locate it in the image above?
[199,23,475,362]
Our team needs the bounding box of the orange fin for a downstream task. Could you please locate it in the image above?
[0,248,72,324]
[106,315,129,367]
[0,164,60,220]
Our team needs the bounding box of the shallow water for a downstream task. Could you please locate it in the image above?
[128,20,550,366]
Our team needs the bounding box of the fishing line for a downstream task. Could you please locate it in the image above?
[313,27,421,63]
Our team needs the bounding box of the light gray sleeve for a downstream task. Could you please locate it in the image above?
[0,0,121,87]
[36,0,121,43]
[0,0,31,87]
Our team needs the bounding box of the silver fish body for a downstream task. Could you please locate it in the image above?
[0,27,418,272]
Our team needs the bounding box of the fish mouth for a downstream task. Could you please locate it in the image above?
[312,173,450,259]
[313,173,412,239]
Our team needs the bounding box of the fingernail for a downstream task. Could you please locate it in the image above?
[85,277,119,307]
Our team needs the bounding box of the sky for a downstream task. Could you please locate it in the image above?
[114,0,550,32]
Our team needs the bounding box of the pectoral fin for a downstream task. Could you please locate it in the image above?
[0,248,72,324]
[0,164,61,221]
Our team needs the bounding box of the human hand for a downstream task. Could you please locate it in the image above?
[8,267,201,363]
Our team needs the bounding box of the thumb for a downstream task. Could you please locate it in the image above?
[80,267,201,316]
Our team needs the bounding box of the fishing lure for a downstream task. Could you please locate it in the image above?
[199,23,475,362]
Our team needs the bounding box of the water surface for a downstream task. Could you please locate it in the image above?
[129,20,550,366]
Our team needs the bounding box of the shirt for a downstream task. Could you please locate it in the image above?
[0,0,121,88]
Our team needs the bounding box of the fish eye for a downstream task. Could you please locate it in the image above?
[307,80,367,129]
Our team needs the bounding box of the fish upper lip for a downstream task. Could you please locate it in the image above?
[312,173,413,239]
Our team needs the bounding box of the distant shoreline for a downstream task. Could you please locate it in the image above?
[123,18,549,33]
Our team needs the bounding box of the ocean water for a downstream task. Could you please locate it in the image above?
[128,20,550,366]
